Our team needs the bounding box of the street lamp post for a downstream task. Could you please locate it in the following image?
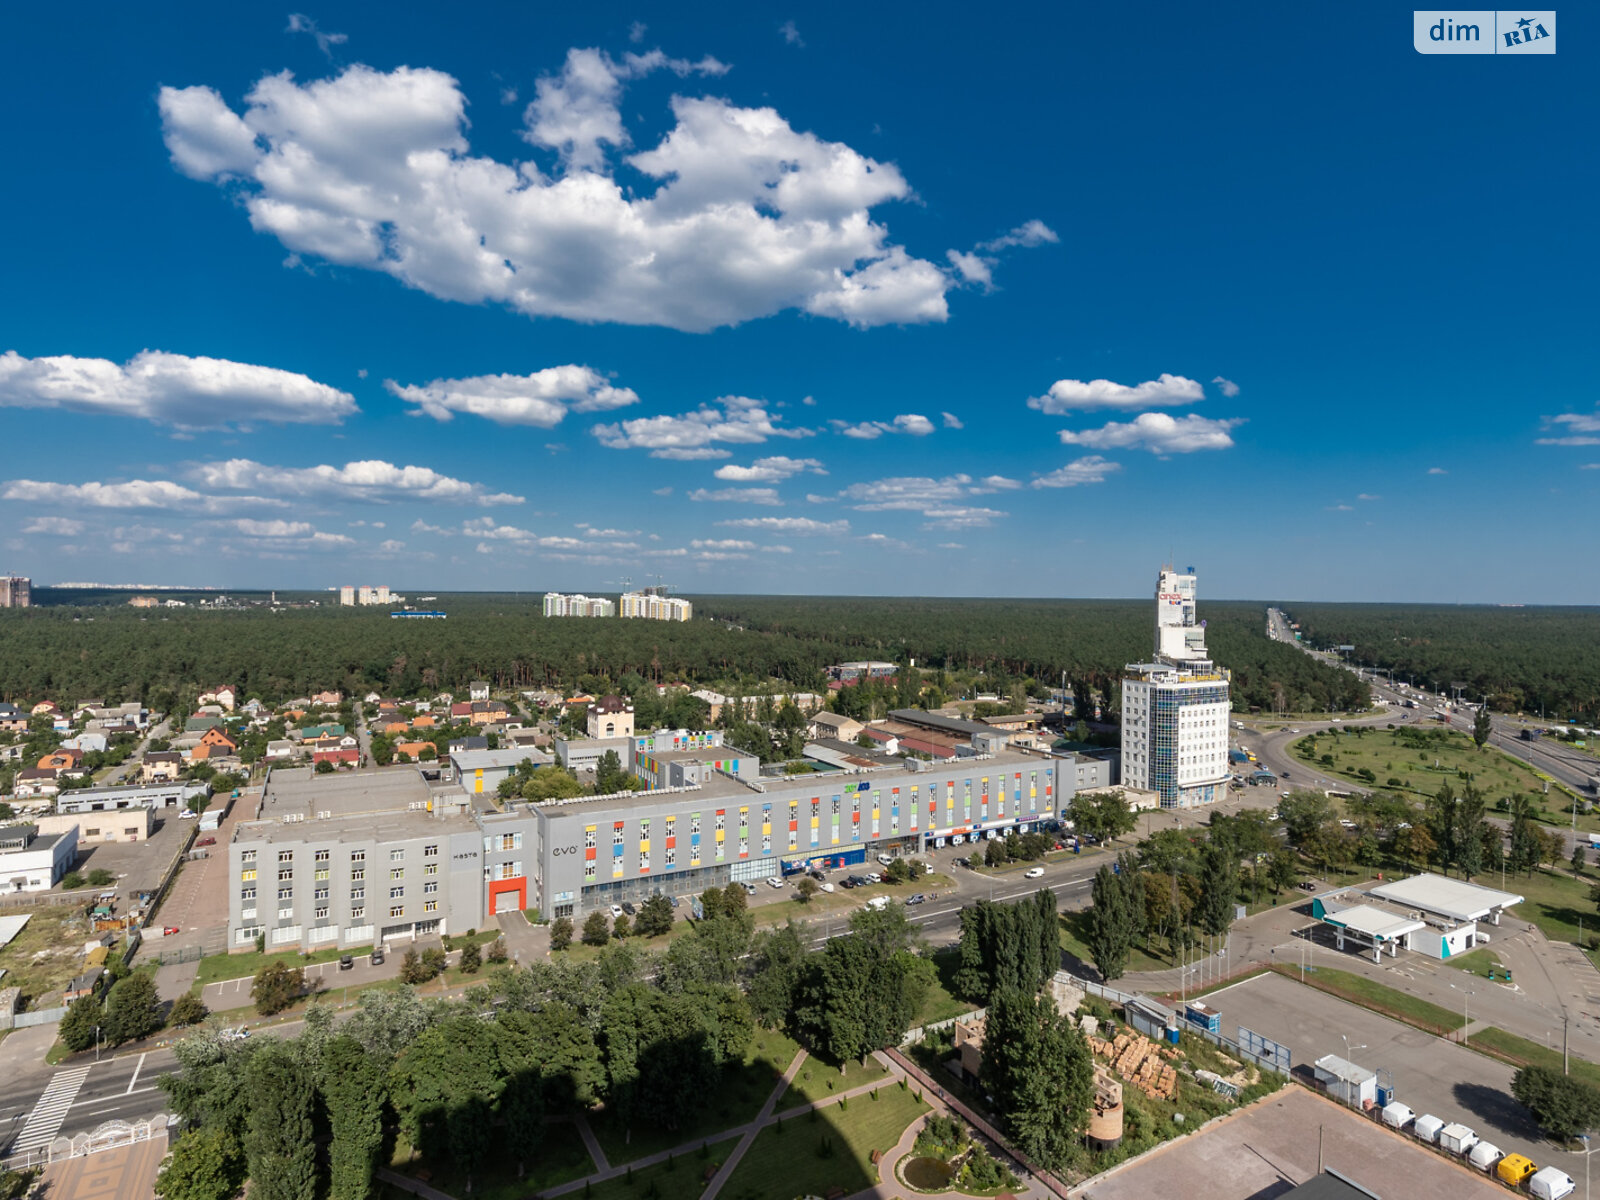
[94,1024,103,1062]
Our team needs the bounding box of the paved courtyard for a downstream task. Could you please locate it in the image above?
[1074,1087,1504,1200]
[1203,971,1583,1179]
[41,1136,167,1200]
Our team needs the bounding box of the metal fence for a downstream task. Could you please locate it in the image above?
[10,1005,68,1029]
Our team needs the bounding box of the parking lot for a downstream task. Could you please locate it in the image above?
[1204,971,1582,1180]
[143,794,248,956]
[1075,1086,1503,1200]
[72,807,193,904]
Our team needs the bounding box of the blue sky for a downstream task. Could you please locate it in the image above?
[1,3,1594,602]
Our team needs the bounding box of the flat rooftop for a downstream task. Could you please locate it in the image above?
[234,806,477,846]
[449,748,553,771]
[1317,902,1426,942]
[1366,873,1523,923]
[260,766,433,820]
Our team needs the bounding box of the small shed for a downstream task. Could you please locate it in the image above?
[1312,1055,1378,1109]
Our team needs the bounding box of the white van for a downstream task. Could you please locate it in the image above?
[865,895,890,911]
[1412,1114,1444,1144]
[1529,1167,1576,1200]
[1468,1142,1502,1173]
[1380,1102,1414,1130]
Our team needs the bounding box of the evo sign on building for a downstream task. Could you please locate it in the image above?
[1414,11,1555,53]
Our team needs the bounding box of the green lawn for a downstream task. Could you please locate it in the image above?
[582,1136,739,1200]
[1441,947,1503,975]
[720,1084,928,1200]
[1289,726,1576,814]
[1059,908,1176,975]
[1268,964,1465,1035]
[914,948,979,1029]
[780,1054,889,1108]
[591,1027,801,1166]
[388,1121,593,1200]
[193,944,349,988]
[1464,1027,1600,1091]
[1501,867,1600,970]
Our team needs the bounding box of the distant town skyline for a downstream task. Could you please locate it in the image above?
[0,5,1593,603]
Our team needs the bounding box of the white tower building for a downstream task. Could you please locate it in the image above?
[1121,566,1232,809]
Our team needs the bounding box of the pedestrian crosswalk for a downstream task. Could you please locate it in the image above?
[13,1065,92,1153]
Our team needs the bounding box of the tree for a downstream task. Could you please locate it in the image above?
[486,936,509,964]
[400,947,428,984]
[59,992,104,1053]
[582,911,611,947]
[612,913,632,940]
[1392,823,1435,872]
[1473,705,1492,749]
[1574,844,1587,877]
[1512,1064,1600,1141]
[252,962,305,1016]
[244,1042,318,1200]
[314,759,335,775]
[103,972,163,1045]
[595,749,635,795]
[635,893,674,937]
[1426,782,1458,874]
[747,923,807,1028]
[154,1127,248,1200]
[87,868,115,887]
[721,881,748,914]
[1508,795,1542,876]
[1085,864,1135,982]
[1276,791,1334,848]
[459,940,482,974]
[1195,838,1238,939]
[319,1036,386,1200]
[168,992,209,1028]
[1454,784,1487,879]
[550,916,574,951]
[795,876,819,903]
[885,858,912,883]
[978,988,1095,1172]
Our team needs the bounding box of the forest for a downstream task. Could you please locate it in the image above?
[0,589,1366,715]
[1285,603,1600,723]
[0,595,1369,720]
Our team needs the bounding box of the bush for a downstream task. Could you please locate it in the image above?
[612,913,632,940]
[168,992,209,1027]
[581,911,610,947]
[87,868,115,887]
[251,961,305,1015]
[421,947,447,978]
[550,916,574,952]
[459,941,482,974]
[485,935,508,963]
[60,871,86,891]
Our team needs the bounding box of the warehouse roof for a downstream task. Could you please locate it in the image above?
[887,709,996,738]
[449,748,553,773]
[1366,873,1523,923]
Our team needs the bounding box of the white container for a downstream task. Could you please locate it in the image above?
[1439,1123,1478,1155]
[1529,1167,1576,1200]
[1413,1114,1444,1144]
[1468,1142,1502,1173]
[1380,1102,1415,1130]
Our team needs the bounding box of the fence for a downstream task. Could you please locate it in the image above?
[900,1006,987,1048]
[9,1005,68,1029]
[0,1115,170,1173]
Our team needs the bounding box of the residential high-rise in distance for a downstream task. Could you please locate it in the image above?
[543,592,617,618]
[1120,565,1231,809]
[340,585,355,606]
[0,575,31,607]
[620,588,692,621]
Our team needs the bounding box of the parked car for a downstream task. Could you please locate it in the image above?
[620,901,636,915]
[178,809,198,820]
[876,853,894,866]
[668,895,680,908]
[817,882,835,893]
[864,871,882,884]
[370,947,385,965]
[742,882,758,895]
[196,836,216,846]
[766,876,784,889]
[610,904,624,918]
[1025,866,1045,879]
[162,925,180,936]
[338,954,354,970]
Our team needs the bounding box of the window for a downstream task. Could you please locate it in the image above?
[240,887,256,901]
[350,850,365,863]
[278,850,293,863]
[424,900,438,913]
[314,849,330,863]
[389,905,405,918]
[314,868,329,882]
[584,861,596,880]
[584,827,597,849]
[389,886,404,899]
[389,867,404,880]
[389,849,405,862]
[691,815,701,834]
[350,906,364,920]
[715,812,725,832]
[424,863,438,876]
[498,833,521,851]
[351,868,365,882]
[424,843,439,858]
[315,907,329,921]
[277,887,292,901]
[241,868,257,882]
[314,887,328,901]
[351,887,365,901]
[424,880,438,894]
[665,844,676,866]
[241,849,257,864]
[613,826,625,845]
[277,868,293,883]
[665,817,676,839]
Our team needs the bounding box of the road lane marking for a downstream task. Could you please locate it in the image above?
[13,1065,91,1152]
[126,1053,146,1094]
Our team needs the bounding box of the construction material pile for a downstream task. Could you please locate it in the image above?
[1088,1031,1178,1100]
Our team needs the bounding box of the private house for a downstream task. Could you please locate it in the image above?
[807,711,865,743]
[185,714,226,733]
[38,748,85,775]
[264,740,298,761]
[410,714,437,729]
[312,690,342,706]
[469,681,491,701]
[61,732,109,755]
[13,768,61,798]
[140,752,185,784]
[382,721,410,736]
[190,728,238,762]
[313,745,360,767]
[0,703,28,734]
[198,686,237,711]
[31,702,59,717]
[394,740,435,762]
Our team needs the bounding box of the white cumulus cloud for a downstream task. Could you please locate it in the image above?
[716,517,849,535]
[387,365,637,427]
[828,474,1010,528]
[1030,456,1121,488]
[1058,413,1241,454]
[1029,373,1205,415]
[193,458,523,505]
[594,395,809,458]
[22,516,85,536]
[941,411,964,429]
[0,350,356,429]
[1,478,274,512]
[687,487,783,505]
[713,456,826,482]
[1212,375,1240,398]
[156,55,1047,332]
[831,413,937,439]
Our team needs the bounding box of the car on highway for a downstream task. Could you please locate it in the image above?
[1025,866,1045,879]
[221,1027,251,1042]
[1289,728,1301,734]
[905,893,926,905]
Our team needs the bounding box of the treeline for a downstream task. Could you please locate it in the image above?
[1287,602,1600,723]
[0,592,1364,716]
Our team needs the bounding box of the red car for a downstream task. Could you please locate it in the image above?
[163,926,180,936]
[196,836,216,847]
